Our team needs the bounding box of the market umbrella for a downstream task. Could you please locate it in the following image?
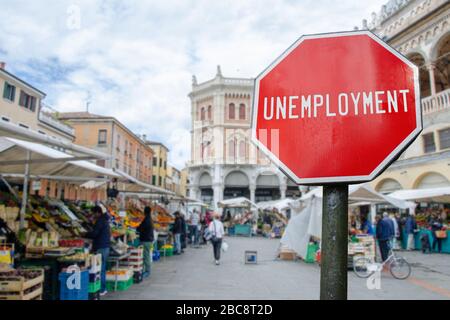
[388,187,450,204]
[217,197,257,209]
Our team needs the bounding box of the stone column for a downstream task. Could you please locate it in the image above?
[427,63,437,96]
[189,185,200,200]
[249,183,256,204]
[213,183,223,212]
[280,183,287,199]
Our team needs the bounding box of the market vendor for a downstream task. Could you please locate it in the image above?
[360,216,374,235]
[137,206,154,278]
[85,205,111,296]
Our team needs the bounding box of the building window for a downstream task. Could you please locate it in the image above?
[200,107,205,121]
[228,103,235,119]
[228,141,235,158]
[38,130,46,135]
[3,82,16,101]
[19,91,36,111]
[152,175,156,185]
[164,161,167,170]
[239,141,246,158]
[207,105,212,120]
[153,157,157,166]
[423,133,436,153]
[439,128,450,150]
[159,176,162,186]
[98,129,107,145]
[1,116,10,122]
[239,104,246,120]
[19,123,29,129]
[159,158,163,167]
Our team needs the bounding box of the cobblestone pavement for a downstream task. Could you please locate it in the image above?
[104,236,450,300]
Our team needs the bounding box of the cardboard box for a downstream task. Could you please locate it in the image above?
[279,251,297,261]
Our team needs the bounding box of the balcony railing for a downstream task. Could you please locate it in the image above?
[38,112,75,136]
[422,89,450,115]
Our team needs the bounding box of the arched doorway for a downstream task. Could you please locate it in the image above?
[433,34,450,93]
[407,52,431,97]
[198,172,213,204]
[375,178,403,194]
[414,172,450,189]
[255,173,280,202]
[223,171,249,200]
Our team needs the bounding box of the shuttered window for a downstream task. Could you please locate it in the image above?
[438,128,450,150]
[3,82,16,101]
[423,133,435,153]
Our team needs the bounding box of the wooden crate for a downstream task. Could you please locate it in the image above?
[0,269,44,300]
[0,285,43,300]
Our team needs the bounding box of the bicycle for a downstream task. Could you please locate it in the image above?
[353,244,411,280]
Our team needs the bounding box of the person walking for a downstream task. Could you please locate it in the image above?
[172,212,183,255]
[376,215,391,262]
[191,209,201,248]
[180,213,187,253]
[389,213,400,249]
[137,206,154,278]
[208,212,225,265]
[429,214,444,253]
[86,205,111,296]
[405,213,417,251]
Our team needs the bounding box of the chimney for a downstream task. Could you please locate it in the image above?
[0,62,5,70]
[143,134,147,141]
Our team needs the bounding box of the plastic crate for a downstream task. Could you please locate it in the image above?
[89,272,100,283]
[228,226,235,236]
[59,270,89,300]
[152,250,160,262]
[305,243,319,263]
[234,224,252,237]
[106,277,133,292]
[160,247,173,257]
[88,280,101,293]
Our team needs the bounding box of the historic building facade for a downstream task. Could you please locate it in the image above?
[354,0,450,193]
[187,67,301,208]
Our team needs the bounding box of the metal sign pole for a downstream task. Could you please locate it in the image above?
[19,150,32,229]
[320,184,348,300]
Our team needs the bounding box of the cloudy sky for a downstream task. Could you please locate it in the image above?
[0,0,386,169]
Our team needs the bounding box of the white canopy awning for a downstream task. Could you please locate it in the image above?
[257,198,296,212]
[218,197,257,208]
[0,137,120,180]
[300,183,415,209]
[388,187,450,203]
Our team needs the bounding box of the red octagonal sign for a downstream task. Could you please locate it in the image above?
[251,31,422,185]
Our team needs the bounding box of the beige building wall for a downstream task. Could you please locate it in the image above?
[148,142,169,188]
[0,66,74,142]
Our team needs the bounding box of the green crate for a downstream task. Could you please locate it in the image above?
[88,280,101,293]
[305,243,318,263]
[160,247,173,257]
[106,277,133,292]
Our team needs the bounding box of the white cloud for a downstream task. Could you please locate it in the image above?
[0,0,386,169]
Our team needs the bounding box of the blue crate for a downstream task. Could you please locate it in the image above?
[59,270,89,300]
[152,249,160,262]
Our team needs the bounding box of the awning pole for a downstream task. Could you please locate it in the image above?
[20,150,31,229]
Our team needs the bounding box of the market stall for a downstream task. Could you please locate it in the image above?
[218,197,257,236]
[280,184,413,264]
[256,198,296,238]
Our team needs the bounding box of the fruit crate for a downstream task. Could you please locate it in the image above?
[106,277,133,292]
[128,247,144,257]
[0,268,44,300]
[59,270,89,300]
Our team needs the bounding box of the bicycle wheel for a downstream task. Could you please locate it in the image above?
[389,257,411,280]
[353,256,373,278]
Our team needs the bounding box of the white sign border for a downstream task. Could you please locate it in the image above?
[251,30,422,185]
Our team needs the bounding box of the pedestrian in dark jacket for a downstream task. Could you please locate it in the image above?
[173,212,183,254]
[376,215,391,261]
[405,213,417,250]
[137,206,154,278]
[86,205,111,295]
[429,215,444,253]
